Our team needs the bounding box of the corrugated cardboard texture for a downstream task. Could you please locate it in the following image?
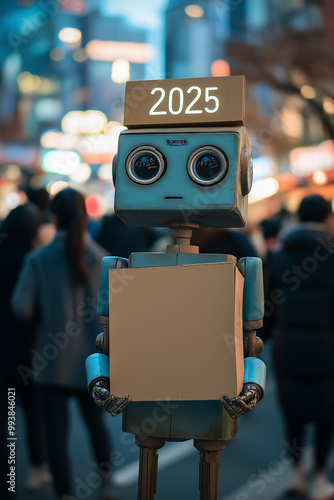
[109,262,244,401]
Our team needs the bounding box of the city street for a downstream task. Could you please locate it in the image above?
[14,345,334,500]
[1,1,334,500]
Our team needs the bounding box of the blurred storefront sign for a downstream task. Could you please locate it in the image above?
[85,40,155,63]
[42,150,81,175]
[290,140,334,177]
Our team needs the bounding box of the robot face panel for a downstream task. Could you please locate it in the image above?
[113,126,252,228]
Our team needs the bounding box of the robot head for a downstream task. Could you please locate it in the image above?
[113,76,253,229]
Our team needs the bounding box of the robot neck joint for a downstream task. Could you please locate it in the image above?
[166,222,199,254]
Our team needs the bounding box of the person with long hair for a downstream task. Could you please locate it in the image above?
[12,188,115,500]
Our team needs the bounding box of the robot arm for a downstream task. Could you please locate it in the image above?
[221,357,266,418]
[85,256,131,417]
[86,353,130,417]
[221,257,266,419]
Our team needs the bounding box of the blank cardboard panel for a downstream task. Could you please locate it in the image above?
[109,262,244,401]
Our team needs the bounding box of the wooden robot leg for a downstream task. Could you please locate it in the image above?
[194,439,226,500]
[135,436,166,500]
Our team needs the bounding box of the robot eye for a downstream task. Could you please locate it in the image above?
[126,146,166,185]
[187,146,228,186]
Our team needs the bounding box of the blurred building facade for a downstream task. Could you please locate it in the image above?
[0,0,333,221]
[0,0,165,218]
[164,0,334,218]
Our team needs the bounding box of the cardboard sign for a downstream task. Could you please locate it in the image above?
[108,262,244,402]
[124,76,245,128]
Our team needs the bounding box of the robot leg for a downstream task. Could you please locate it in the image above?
[135,436,165,500]
[194,439,225,500]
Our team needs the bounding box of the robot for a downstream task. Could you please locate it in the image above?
[86,76,266,500]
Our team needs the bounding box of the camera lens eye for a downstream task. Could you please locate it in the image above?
[194,153,222,181]
[126,146,166,185]
[133,154,160,180]
[188,146,228,186]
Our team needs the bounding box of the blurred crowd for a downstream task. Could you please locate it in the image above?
[1,186,334,500]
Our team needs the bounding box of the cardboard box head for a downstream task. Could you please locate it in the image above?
[113,125,252,228]
[113,76,252,229]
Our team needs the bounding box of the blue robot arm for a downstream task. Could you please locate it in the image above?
[222,257,266,419]
[86,256,130,416]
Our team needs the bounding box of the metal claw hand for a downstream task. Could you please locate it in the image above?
[92,385,130,417]
[221,383,262,419]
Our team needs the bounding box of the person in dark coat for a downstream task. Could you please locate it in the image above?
[191,227,257,259]
[264,194,334,500]
[96,213,157,258]
[0,203,52,498]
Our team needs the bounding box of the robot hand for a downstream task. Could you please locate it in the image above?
[220,383,262,419]
[92,382,131,417]
[86,353,131,417]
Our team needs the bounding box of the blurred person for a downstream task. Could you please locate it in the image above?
[0,204,52,498]
[191,227,258,259]
[261,208,294,256]
[26,186,56,245]
[12,188,116,500]
[260,209,294,291]
[97,212,157,258]
[263,195,334,500]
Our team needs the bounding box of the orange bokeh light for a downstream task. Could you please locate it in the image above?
[210,59,230,77]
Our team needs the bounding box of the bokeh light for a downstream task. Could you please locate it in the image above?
[46,180,69,195]
[300,85,316,99]
[42,150,81,175]
[97,163,112,182]
[50,47,66,62]
[58,27,82,44]
[323,97,334,115]
[85,194,104,218]
[69,162,92,184]
[4,192,21,210]
[312,170,327,185]
[111,59,130,83]
[61,110,107,135]
[210,60,230,77]
[185,4,204,18]
[4,164,21,181]
[73,48,88,62]
[249,178,279,204]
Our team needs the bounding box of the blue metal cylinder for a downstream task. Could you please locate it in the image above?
[85,353,110,394]
[97,257,118,317]
[243,357,266,394]
[242,257,264,322]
